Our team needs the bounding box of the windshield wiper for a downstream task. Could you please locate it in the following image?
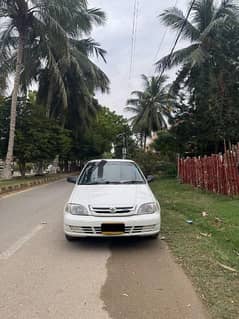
[84,180,144,185]
[121,180,144,184]
[84,181,105,185]
[85,180,114,185]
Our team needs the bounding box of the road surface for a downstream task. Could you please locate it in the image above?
[0,180,209,319]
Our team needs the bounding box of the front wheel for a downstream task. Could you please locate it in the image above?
[65,234,77,242]
[148,233,160,240]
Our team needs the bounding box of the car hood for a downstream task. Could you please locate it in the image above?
[69,184,155,207]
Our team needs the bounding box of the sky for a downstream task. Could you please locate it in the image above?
[90,0,189,115]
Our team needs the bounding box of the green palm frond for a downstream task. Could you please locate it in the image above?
[141,74,150,88]
[70,38,107,62]
[0,6,8,18]
[215,0,238,17]
[158,0,237,75]
[188,46,209,66]
[44,15,69,49]
[126,100,140,108]
[192,0,215,32]
[0,21,15,52]
[69,7,106,36]
[171,64,191,94]
[86,8,106,26]
[156,43,200,70]
[199,16,226,41]
[70,45,109,93]
[130,90,144,98]
[160,7,200,41]
[0,0,108,129]
[90,63,109,93]
[0,61,9,94]
[126,74,172,136]
[46,44,68,110]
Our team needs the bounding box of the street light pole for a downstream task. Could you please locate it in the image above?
[116,132,127,159]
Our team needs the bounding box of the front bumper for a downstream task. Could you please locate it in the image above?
[64,212,161,237]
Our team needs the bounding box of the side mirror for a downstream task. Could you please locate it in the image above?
[147,175,155,183]
[67,176,78,184]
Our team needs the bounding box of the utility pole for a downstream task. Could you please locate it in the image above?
[116,133,127,159]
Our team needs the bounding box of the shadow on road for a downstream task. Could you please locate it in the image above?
[64,236,162,253]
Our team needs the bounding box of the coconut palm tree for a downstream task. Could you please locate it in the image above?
[156,0,238,76]
[37,37,109,127]
[0,0,107,179]
[126,75,172,150]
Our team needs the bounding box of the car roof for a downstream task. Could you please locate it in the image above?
[87,159,135,164]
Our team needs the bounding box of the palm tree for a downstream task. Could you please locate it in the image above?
[126,75,172,150]
[156,0,238,79]
[0,0,107,179]
[37,37,109,126]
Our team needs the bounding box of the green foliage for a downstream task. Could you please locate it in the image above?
[157,0,238,71]
[0,97,9,159]
[0,0,109,178]
[157,162,177,177]
[0,0,109,179]
[71,107,135,160]
[153,131,178,161]
[132,151,162,176]
[158,0,239,156]
[0,97,72,175]
[132,149,177,177]
[126,75,173,149]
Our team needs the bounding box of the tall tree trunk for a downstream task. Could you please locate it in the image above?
[143,132,147,151]
[140,132,143,148]
[36,161,44,175]
[2,34,24,179]
[46,76,54,118]
[18,161,26,177]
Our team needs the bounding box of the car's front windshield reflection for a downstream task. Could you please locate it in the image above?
[79,161,145,185]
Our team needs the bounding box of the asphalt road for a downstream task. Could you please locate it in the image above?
[0,180,209,319]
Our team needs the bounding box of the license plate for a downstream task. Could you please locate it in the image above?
[101,223,125,235]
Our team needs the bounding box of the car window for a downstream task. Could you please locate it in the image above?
[79,161,145,185]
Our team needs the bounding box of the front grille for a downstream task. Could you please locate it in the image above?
[69,226,95,234]
[131,225,156,233]
[90,206,135,216]
[69,225,157,235]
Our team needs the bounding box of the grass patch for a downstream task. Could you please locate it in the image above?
[151,178,239,319]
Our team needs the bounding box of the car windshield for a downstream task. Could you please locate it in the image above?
[78,161,145,185]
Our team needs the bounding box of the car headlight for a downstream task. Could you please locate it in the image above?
[65,204,89,216]
[137,202,159,215]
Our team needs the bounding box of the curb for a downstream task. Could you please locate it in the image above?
[0,175,68,195]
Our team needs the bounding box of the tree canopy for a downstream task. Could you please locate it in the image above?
[154,0,239,156]
[126,74,173,149]
[0,0,109,178]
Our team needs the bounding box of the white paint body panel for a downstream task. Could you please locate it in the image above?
[64,160,161,238]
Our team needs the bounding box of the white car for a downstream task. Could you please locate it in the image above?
[64,159,161,240]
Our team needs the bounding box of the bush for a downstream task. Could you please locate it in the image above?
[158,161,177,177]
[132,151,161,176]
[152,131,178,162]
[132,150,177,177]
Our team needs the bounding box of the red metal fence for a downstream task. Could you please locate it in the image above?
[177,144,239,196]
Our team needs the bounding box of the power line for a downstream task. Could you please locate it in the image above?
[133,0,139,69]
[129,0,139,81]
[129,0,137,80]
[154,29,168,62]
[158,0,196,79]
[154,0,179,62]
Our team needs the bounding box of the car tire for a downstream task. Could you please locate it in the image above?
[148,233,160,240]
[65,234,77,242]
